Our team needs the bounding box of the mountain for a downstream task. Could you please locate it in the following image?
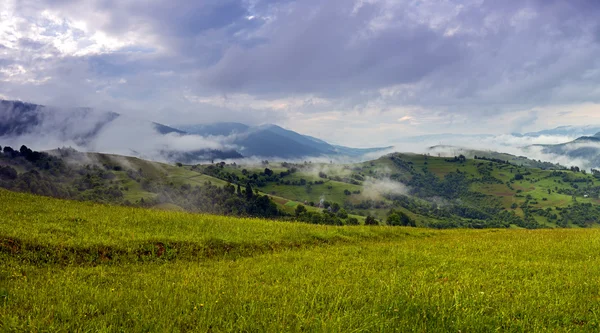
[0,100,241,162]
[152,122,187,135]
[396,133,494,144]
[178,123,392,158]
[530,132,600,168]
[1,100,389,161]
[520,126,600,138]
[0,100,187,141]
[176,123,249,137]
[160,149,243,163]
[0,100,121,145]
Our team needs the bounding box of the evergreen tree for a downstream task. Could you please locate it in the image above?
[245,182,254,200]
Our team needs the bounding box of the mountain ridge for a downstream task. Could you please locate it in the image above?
[1,100,390,161]
[174,122,392,158]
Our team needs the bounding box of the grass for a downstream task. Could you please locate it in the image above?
[262,179,363,204]
[4,190,600,331]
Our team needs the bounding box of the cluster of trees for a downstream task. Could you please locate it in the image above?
[407,170,470,200]
[556,203,600,228]
[293,204,358,226]
[196,163,309,188]
[386,209,416,227]
[474,163,505,185]
[445,155,467,163]
[474,155,511,165]
[137,181,282,218]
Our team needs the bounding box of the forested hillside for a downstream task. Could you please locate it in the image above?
[3,143,600,229]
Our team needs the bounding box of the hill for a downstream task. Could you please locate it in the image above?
[427,145,563,170]
[0,145,363,225]
[5,143,600,229]
[194,151,600,229]
[3,189,600,331]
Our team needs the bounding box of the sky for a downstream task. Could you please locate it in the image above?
[2,0,600,147]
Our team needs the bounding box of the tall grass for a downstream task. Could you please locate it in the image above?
[2,189,600,331]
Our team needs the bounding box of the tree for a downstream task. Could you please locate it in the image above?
[224,183,235,194]
[387,211,415,227]
[337,209,348,219]
[387,213,402,226]
[331,202,340,213]
[0,166,17,180]
[365,215,378,226]
[295,204,307,217]
[264,168,273,176]
[236,183,242,197]
[245,182,254,200]
[346,217,359,225]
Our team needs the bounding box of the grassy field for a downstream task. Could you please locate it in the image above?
[3,189,600,331]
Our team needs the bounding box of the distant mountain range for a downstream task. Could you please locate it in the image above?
[177,122,391,158]
[0,100,185,143]
[518,126,600,138]
[528,132,600,168]
[0,100,389,162]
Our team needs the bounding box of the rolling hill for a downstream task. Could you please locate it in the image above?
[3,142,597,229]
[427,145,563,170]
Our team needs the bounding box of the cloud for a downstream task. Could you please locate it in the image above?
[362,177,410,200]
[0,102,237,162]
[2,0,600,147]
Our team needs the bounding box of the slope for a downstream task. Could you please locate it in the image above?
[3,190,600,331]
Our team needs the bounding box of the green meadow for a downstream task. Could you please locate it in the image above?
[3,189,600,331]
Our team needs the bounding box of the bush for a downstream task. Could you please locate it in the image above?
[365,215,378,226]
